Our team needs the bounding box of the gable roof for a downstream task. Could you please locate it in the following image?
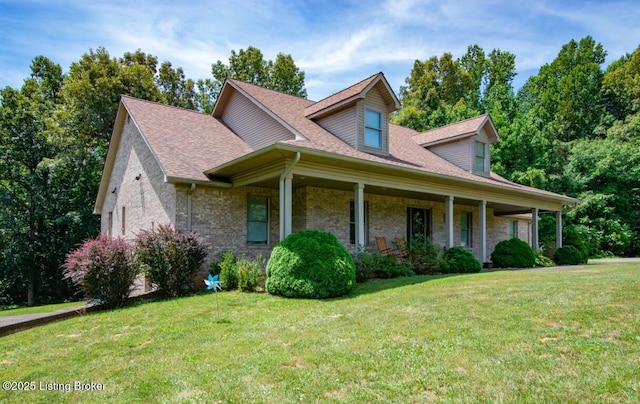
[203,80,576,206]
[412,114,499,147]
[304,72,401,119]
[96,73,578,215]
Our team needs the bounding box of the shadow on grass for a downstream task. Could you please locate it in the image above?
[333,273,461,301]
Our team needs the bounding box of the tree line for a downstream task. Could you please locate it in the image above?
[394,36,640,260]
[1,37,638,306]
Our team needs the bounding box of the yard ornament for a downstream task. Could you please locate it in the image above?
[204,274,223,321]
[204,274,223,291]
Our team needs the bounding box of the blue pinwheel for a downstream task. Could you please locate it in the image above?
[204,274,223,291]
[205,274,224,321]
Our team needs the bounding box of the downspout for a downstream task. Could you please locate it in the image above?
[279,152,301,240]
[187,183,196,231]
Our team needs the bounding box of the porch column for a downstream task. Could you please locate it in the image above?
[279,173,293,241]
[556,211,563,249]
[445,196,454,249]
[354,183,365,246]
[531,207,539,251]
[479,200,487,263]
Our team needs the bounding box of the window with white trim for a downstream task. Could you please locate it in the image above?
[475,141,486,172]
[364,108,382,148]
[247,196,269,244]
[461,212,472,247]
[349,200,369,244]
[510,220,518,239]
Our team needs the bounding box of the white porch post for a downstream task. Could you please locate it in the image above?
[479,200,487,263]
[531,207,539,251]
[445,196,454,249]
[354,183,365,246]
[556,210,563,249]
[279,173,293,241]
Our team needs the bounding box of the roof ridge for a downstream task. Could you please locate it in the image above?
[419,113,488,134]
[309,72,381,105]
[120,95,207,116]
[226,78,310,101]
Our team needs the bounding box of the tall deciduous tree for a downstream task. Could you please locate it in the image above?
[197,46,307,113]
[0,57,69,305]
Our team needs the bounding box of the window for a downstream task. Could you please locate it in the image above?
[406,207,432,242]
[475,141,486,172]
[349,200,368,244]
[121,206,126,236]
[247,196,269,244]
[108,211,113,237]
[364,109,382,148]
[510,220,518,239]
[461,212,472,247]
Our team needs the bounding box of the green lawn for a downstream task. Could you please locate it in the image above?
[1,263,639,403]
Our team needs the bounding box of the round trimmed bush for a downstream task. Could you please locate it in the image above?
[442,247,481,273]
[553,245,585,265]
[491,238,536,268]
[266,230,355,299]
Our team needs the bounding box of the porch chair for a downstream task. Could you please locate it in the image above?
[375,236,404,262]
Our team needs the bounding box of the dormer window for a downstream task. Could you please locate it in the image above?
[474,141,486,173]
[364,109,382,148]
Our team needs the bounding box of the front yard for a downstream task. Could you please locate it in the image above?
[1,262,639,403]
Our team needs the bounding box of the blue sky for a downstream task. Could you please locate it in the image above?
[1,0,639,101]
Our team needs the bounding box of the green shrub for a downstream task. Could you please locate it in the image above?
[63,235,138,308]
[352,247,413,282]
[535,252,556,267]
[563,225,589,262]
[135,225,207,297]
[553,245,585,266]
[217,251,238,290]
[266,230,355,299]
[407,237,444,274]
[237,255,265,292]
[491,238,537,268]
[442,247,481,274]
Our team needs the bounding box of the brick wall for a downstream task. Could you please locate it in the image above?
[100,118,176,239]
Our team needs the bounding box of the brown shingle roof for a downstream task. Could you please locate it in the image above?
[121,96,252,182]
[412,114,492,146]
[304,73,381,117]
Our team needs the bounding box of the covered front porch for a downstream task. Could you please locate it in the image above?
[205,146,576,262]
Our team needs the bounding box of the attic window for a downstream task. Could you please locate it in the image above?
[474,141,486,172]
[364,109,382,148]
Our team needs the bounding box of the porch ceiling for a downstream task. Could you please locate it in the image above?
[242,172,546,216]
[206,145,572,214]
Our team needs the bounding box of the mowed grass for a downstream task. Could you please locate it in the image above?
[1,263,639,403]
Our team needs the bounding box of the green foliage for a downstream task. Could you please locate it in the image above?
[266,230,355,299]
[236,255,266,292]
[442,247,481,273]
[352,247,413,283]
[63,235,138,308]
[134,225,207,297]
[535,252,556,268]
[491,238,537,268]
[406,237,445,274]
[553,246,585,266]
[217,251,238,290]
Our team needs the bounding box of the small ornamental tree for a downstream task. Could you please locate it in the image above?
[266,230,355,299]
[63,235,138,308]
[134,225,207,297]
[491,238,537,268]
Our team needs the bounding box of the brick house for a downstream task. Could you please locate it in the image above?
[94,72,577,264]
